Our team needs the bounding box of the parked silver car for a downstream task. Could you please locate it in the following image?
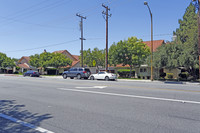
[90,71,117,81]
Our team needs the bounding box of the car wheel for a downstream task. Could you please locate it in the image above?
[63,74,67,79]
[77,74,81,79]
[90,76,94,80]
[105,76,109,81]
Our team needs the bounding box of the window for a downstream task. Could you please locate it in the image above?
[74,68,77,71]
[140,69,143,72]
[69,68,74,71]
[144,68,147,72]
[98,72,105,74]
[79,68,83,71]
[85,68,90,72]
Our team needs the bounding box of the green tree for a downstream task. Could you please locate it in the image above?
[1,57,15,68]
[151,42,183,69]
[81,48,93,67]
[39,52,53,70]
[91,48,105,68]
[81,48,105,68]
[175,3,198,45]
[0,52,7,67]
[174,3,199,77]
[109,43,118,66]
[0,52,15,68]
[30,54,40,68]
[49,53,72,75]
[110,37,150,77]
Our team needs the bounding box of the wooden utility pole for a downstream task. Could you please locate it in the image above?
[102,4,111,72]
[76,13,86,67]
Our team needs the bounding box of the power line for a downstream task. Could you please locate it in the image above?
[0,0,71,26]
[2,37,104,53]
[0,0,48,20]
[3,39,79,53]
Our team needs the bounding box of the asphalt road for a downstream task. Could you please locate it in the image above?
[0,75,200,133]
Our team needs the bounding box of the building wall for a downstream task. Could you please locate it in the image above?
[135,67,159,79]
[164,68,181,79]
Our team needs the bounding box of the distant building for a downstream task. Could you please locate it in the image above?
[17,56,36,72]
[53,50,80,68]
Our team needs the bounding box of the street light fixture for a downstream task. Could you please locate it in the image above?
[144,1,153,81]
[192,0,200,80]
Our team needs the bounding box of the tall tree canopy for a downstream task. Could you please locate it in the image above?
[151,3,199,79]
[49,53,72,75]
[174,3,199,70]
[30,54,40,68]
[152,42,182,69]
[109,37,150,77]
[30,52,72,75]
[175,3,198,45]
[0,52,15,68]
[81,48,105,68]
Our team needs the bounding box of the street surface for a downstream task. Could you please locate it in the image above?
[0,75,200,133]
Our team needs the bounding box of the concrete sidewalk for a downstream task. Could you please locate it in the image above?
[1,74,199,85]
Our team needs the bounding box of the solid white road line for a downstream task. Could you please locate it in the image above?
[76,86,107,89]
[0,113,54,133]
[57,88,200,105]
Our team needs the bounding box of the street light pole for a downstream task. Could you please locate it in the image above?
[144,1,153,81]
[192,0,200,80]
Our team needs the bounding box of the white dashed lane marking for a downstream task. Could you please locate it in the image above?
[57,88,200,105]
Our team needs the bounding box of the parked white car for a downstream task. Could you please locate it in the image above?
[90,71,117,81]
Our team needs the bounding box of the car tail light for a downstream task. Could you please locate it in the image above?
[33,72,36,74]
[83,71,86,73]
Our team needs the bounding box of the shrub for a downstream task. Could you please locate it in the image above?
[166,73,173,79]
[117,69,135,78]
[179,72,189,79]
[13,71,19,74]
[160,72,166,79]
[16,66,20,70]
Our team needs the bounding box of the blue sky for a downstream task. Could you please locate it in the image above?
[0,0,192,58]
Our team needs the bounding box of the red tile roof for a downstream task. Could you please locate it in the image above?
[143,40,164,52]
[53,50,65,54]
[72,55,79,61]
[53,50,78,61]
[18,56,30,63]
[53,50,80,67]
[72,60,80,67]
[17,63,30,69]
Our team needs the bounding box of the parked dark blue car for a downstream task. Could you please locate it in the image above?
[62,67,91,79]
[23,70,40,77]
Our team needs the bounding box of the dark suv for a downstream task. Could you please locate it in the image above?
[23,70,40,77]
[62,67,91,79]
